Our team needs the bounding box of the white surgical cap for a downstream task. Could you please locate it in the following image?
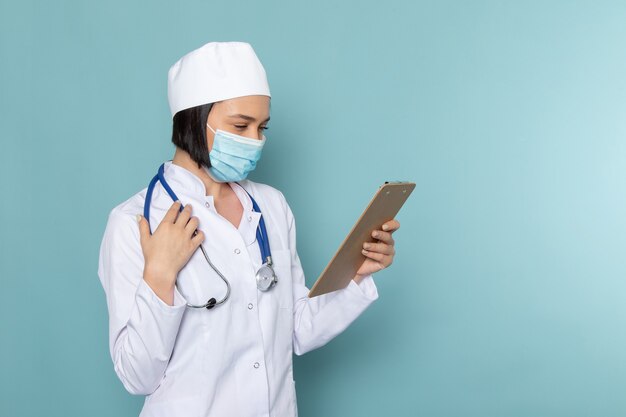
[167,41,271,118]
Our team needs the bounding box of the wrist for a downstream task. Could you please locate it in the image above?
[143,262,176,283]
[143,264,177,305]
[353,274,367,284]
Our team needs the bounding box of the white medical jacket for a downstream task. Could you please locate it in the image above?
[97,161,379,417]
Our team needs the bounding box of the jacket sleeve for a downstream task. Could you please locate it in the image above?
[284,200,379,356]
[97,209,188,395]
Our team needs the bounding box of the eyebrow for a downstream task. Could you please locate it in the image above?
[227,113,270,123]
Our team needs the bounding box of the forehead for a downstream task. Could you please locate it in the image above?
[213,95,270,119]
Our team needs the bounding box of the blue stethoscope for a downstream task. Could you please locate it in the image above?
[143,162,278,310]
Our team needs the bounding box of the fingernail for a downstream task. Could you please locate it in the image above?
[136,214,141,223]
[382,224,389,231]
[362,249,368,254]
[363,243,371,249]
[372,231,379,238]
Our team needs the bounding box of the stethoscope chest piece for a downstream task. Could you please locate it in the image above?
[256,262,278,291]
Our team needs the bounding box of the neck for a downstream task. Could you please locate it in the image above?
[171,148,227,198]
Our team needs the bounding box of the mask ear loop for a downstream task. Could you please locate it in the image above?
[207,122,267,142]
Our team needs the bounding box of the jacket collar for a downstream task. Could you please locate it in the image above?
[161,160,261,246]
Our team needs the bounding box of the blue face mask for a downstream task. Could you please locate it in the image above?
[204,123,266,182]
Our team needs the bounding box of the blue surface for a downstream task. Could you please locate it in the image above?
[1,1,626,416]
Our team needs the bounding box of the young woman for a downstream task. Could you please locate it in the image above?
[98,41,400,417]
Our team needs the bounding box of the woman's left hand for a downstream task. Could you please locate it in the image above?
[354,219,400,282]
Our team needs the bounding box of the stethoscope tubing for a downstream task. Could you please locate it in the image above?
[142,162,274,309]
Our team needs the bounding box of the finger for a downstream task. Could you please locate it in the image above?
[371,230,395,245]
[191,230,205,247]
[363,241,395,256]
[185,216,199,236]
[137,214,150,243]
[175,203,192,226]
[162,200,182,223]
[382,219,400,233]
[361,248,389,264]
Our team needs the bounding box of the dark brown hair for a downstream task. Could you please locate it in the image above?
[171,102,214,169]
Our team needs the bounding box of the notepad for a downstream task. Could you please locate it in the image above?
[308,181,415,298]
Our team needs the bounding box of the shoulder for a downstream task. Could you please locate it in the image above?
[102,188,148,240]
[98,189,148,286]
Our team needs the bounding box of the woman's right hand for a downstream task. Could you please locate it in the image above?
[137,201,205,305]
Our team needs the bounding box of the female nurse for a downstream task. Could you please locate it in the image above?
[98,41,400,417]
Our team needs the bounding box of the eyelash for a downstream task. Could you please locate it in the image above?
[234,125,269,130]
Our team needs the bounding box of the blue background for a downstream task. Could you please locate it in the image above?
[1,1,626,416]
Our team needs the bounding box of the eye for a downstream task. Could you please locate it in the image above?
[234,124,247,129]
[260,126,269,130]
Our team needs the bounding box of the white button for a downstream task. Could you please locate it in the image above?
[205,202,211,208]
[234,248,241,254]
[248,303,253,310]
[253,362,260,369]
[247,215,252,222]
